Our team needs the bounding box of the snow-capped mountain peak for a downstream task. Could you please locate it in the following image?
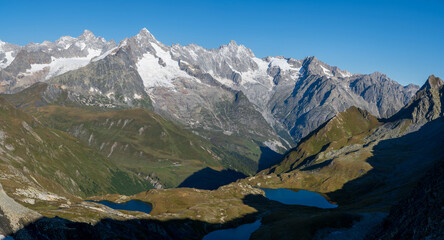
[218,40,253,56]
[136,27,157,42]
[79,29,96,40]
[139,27,151,35]
[299,56,353,78]
[228,40,238,46]
[0,30,117,92]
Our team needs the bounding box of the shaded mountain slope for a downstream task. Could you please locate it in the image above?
[368,157,444,240]
[178,168,247,190]
[390,75,444,125]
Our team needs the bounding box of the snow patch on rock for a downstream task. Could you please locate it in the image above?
[136,43,192,89]
[25,48,102,80]
[0,51,15,69]
[320,65,333,77]
[263,139,285,152]
[269,57,292,71]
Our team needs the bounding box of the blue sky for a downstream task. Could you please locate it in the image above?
[0,0,442,86]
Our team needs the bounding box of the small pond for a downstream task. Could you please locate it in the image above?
[262,188,337,209]
[87,200,152,214]
[203,219,262,240]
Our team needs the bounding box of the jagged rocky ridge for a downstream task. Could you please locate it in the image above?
[2,28,443,240]
[0,28,418,148]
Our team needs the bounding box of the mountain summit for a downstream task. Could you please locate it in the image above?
[0,28,419,147]
[79,29,96,40]
[421,74,444,90]
[392,75,444,124]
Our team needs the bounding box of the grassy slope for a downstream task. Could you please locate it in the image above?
[0,97,151,198]
[33,105,225,188]
[234,107,382,194]
[194,128,263,174]
[269,106,381,175]
[3,83,241,188]
[3,83,285,179]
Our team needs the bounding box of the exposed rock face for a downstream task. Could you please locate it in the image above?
[38,29,418,144]
[391,75,444,125]
[46,48,152,109]
[268,59,418,142]
[114,29,281,143]
[17,29,285,172]
[0,183,41,236]
[165,43,418,142]
[348,72,419,117]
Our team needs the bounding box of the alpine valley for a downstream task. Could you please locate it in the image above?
[0,28,442,240]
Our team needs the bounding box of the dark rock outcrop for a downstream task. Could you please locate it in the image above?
[368,157,444,240]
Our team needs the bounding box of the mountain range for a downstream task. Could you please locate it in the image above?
[0,28,419,144]
[1,28,442,240]
[0,29,419,168]
[0,75,440,240]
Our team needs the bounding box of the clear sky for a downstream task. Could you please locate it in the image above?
[0,0,443,86]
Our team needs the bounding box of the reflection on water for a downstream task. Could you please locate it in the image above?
[203,219,262,240]
[262,188,337,208]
